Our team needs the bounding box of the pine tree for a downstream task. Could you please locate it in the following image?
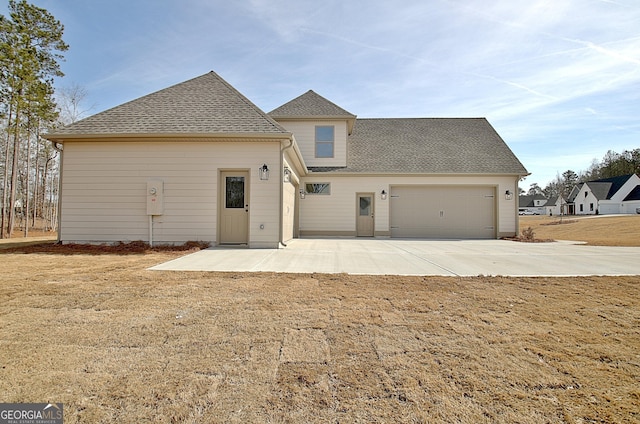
[0,0,67,238]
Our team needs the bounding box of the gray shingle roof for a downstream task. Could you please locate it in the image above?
[268,90,356,118]
[309,118,528,175]
[586,182,613,200]
[518,194,548,207]
[587,174,635,199]
[46,71,289,138]
[568,184,583,202]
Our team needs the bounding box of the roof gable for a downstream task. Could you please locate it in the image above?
[568,184,583,202]
[519,194,547,207]
[315,118,528,174]
[587,174,636,199]
[623,185,640,201]
[47,71,289,139]
[268,90,356,119]
[546,196,559,205]
[585,182,613,200]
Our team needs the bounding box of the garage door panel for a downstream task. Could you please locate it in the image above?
[390,186,495,239]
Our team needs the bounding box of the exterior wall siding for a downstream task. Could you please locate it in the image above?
[574,185,600,215]
[282,180,296,242]
[60,141,282,247]
[299,175,520,238]
[622,200,640,214]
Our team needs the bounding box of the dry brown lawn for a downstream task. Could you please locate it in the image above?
[1,219,639,423]
[520,215,640,246]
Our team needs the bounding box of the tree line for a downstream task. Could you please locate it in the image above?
[524,148,640,199]
[1,0,70,238]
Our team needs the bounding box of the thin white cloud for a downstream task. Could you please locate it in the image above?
[36,0,640,187]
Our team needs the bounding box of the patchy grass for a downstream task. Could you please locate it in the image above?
[520,215,640,246]
[0,250,639,423]
[1,218,639,422]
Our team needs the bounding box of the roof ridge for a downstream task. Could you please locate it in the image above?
[208,71,289,133]
[268,90,355,118]
[46,71,291,137]
[355,117,487,120]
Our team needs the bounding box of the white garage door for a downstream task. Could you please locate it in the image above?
[390,186,496,239]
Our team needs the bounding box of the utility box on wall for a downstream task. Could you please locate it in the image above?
[146,180,164,215]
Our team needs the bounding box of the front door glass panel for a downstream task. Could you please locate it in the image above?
[359,196,371,216]
[226,177,244,208]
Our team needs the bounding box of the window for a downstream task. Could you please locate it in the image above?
[580,204,584,212]
[585,191,588,198]
[590,203,594,211]
[305,183,331,195]
[315,126,334,158]
[359,196,371,216]
[225,176,245,208]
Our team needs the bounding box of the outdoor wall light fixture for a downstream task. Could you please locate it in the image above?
[381,189,388,200]
[505,190,513,200]
[299,188,306,199]
[283,167,291,182]
[259,164,270,180]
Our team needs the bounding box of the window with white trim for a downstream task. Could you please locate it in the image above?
[315,126,334,158]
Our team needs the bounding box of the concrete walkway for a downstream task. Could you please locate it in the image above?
[150,238,640,276]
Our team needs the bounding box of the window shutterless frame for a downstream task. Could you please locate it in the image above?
[315,125,334,158]
[305,183,331,195]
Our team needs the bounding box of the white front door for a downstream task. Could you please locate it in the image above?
[220,171,249,244]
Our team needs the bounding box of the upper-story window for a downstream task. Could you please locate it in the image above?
[315,126,334,158]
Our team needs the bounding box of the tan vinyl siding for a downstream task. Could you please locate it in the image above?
[282,181,296,242]
[275,120,347,167]
[299,175,519,238]
[60,141,281,246]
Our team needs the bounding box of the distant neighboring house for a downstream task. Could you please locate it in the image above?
[518,194,547,215]
[544,196,566,216]
[518,194,566,215]
[43,71,529,247]
[570,174,640,215]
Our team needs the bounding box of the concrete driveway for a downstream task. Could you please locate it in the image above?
[150,238,640,276]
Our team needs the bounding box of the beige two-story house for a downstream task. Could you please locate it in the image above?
[45,71,528,247]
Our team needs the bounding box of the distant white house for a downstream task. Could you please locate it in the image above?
[569,174,640,215]
[518,194,547,215]
[544,196,565,216]
[518,194,569,216]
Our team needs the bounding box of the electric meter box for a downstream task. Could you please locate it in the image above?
[146,180,164,215]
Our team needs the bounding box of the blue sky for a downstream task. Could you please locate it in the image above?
[4,0,640,188]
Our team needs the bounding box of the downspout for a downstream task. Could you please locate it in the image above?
[279,138,294,248]
[515,175,527,237]
[51,141,64,243]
